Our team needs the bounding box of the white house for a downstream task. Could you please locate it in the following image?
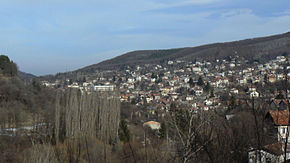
[194,87,203,96]
[250,91,259,98]
[192,67,202,72]
[186,96,194,101]
[230,88,239,94]
[94,85,115,91]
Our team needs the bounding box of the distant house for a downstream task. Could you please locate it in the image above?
[193,86,203,96]
[277,74,285,80]
[94,85,115,91]
[250,91,259,98]
[269,75,276,83]
[277,56,286,62]
[186,96,194,101]
[230,88,239,94]
[192,67,201,72]
[248,86,256,92]
[238,78,247,85]
[168,61,174,65]
[153,94,160,100]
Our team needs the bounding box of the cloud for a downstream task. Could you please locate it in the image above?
[221,9,253,18]
[202,10,290,43]
[155,0,220,8]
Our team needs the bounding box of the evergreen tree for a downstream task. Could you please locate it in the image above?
[0,55,10,67]
[151,73,157,79]
[264,74,268,83]
[119,119,130,143]
[203,82,211,93]
[228,96,236,111]
[210,90,215,98]
[197,76,204,86]
[159,122,166,139]
[275,92,284,99]
[188,77,194,87]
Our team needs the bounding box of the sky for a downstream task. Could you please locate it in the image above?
[0,0,290,75]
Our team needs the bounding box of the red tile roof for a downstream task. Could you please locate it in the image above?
[269,110,290,126]
[263,142,284,155]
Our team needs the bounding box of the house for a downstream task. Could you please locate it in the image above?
[204,99,213,106]
[186,96,194,101]
[269,75,276,83]
[249,109,290,162]
[193,86,203,96]
[238,78,247,85]
[192,67,202,72]
[248,86,256,92]
[127,78,135,83]
[224,77,229,82]
[277,74,285,80]
[266,110,290,142]
[248,142,290,163]
[277,56,286,62]
[230,88,239,94]
[250,91,259,98]
[153,94,160,100]
[229,63,235,68]
[170,93,179,100]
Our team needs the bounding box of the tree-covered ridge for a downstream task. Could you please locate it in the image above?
[146,49,183,59]
[0,55,18,77]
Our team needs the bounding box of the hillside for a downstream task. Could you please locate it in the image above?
[18,71,36,81]
[78,32,290,73]
[42,32,290,79]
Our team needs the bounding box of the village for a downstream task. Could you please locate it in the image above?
[41,54,290,162]
[43,55,289,113]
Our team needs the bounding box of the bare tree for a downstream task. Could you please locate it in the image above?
[54,88,120,144]
[168,108,214,163]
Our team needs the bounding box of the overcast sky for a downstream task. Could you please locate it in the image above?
[0,0,290,75]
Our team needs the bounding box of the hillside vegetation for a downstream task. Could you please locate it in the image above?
[0,55,18,77]
[0,56,122,162]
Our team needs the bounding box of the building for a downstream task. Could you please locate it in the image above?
[94,85,115,91]
[266,110,290,142]
[248,143,290,163]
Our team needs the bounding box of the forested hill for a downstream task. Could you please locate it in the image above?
[76,32,290,73]
[43,31,290,79]
[18,71,36,81]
